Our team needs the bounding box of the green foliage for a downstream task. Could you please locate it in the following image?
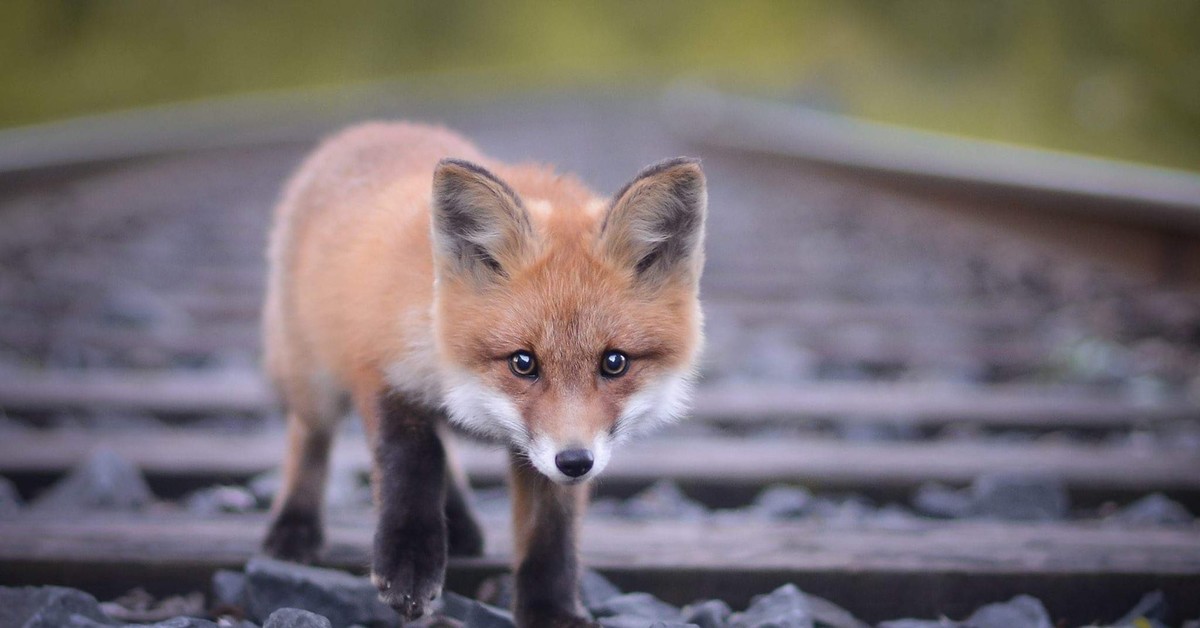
[2,0,1197,170]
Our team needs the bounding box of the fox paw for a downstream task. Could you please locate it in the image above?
[372,522,447,620]
[263,508,323,564]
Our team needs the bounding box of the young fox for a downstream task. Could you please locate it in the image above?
[261,122,706,627]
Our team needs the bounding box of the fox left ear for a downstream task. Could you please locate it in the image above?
[601,157,706,286]
[431,158,533,283]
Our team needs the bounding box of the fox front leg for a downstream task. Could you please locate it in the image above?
[510,453,598,628]
[370,396,449,621]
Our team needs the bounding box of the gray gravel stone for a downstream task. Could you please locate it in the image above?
[600,617,694,628]
[138,618,220,628]
[618,481,707,520]
[594,593,679,620]
[580,569,623,611]
[463,600,515,628]
[249,470,282,508]
[472,575,514,610]
[437,591,476,622]
[32,448,153,512]
[805,594,867,628]
[244,557,395,628]
[0,586,115,628]
[436,590,516,627]
[911,482,972,519]
[1110,494,1194,526]
[968,474,1068,522]
[264,608,335,628]
[729,584,813,628]
[212,569,249,609]
[1113,590,1169,627]
[474,569,618,613]
[325,466,372,511]
[963,595,1051,628]
[750,485,813,519]
[876,620,956,628]
[186,486,258,515]
[809,496,876,524]
[0,475,23,516]
[680,600,730,628]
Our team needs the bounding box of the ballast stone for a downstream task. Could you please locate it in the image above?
[32,448,153,512]
[593,593,680,621]
[244,557,395,628]
[264,608,335,628]
[0,586,115,628]
[963,595,1052,628]
[729,584,813,628]
[680,600,731,628]
[967,474,1068,522]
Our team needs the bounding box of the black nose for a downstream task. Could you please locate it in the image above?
[554,448,594,478]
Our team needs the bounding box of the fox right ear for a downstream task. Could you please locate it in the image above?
[431,159,532,283]
[600,157,706,286]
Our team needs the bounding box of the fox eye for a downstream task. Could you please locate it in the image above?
[509,350,538,378]
[600,350,629,377]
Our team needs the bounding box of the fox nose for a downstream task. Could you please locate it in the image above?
[554,448,594,478]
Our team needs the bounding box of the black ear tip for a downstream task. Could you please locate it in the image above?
[637,156,704,181]
[436,158,506,182]
[661,156,702,170]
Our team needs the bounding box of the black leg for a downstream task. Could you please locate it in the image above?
[263,417,332,564]
[370,396,449,621]
[445,473,485,557]
[510,453,597,628]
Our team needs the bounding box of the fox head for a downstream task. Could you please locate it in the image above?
[430,157,706,483]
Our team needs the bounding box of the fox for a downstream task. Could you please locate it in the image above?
[260,121,706,627]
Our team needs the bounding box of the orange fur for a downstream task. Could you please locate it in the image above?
[264,122,702,447]
[263,122,705,623]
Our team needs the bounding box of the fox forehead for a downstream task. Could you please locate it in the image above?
[438,246,697,370]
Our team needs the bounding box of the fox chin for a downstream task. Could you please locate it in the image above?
[260,121,706,627]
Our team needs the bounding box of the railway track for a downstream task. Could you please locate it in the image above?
[1,87,1198,626]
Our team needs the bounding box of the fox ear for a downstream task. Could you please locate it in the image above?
[432,159,532,282]
[601,157,706,285]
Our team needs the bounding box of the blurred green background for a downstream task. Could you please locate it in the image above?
[3,0,1198,171]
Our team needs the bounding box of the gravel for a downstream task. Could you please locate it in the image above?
[963,595,1053,628]
[31,448,154,512]
[184,485,258,515]
[263,608,335,628]
[211,569,249,610]
[680,600,731,628]
[728,584,816,628]
[1,568,1188,628]
[911,482,972,519]
[0,586,115,628]
[1107,494,1194,526]
[600,617,684,628]
[593,593,680,621]
[580,569,624,611]
[243,557,395,628]
[747,485,813,519]
[806,595,869,628]
[966,474,1069,522]
[910,474,1068,522]
[612,481,708,520]
[1112,591,1169,628]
